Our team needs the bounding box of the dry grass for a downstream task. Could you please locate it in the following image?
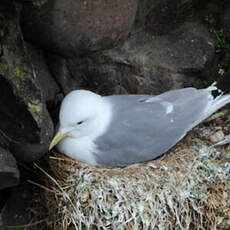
[28,110,230,230]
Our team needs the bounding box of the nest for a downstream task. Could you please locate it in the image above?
[30,111,230,230]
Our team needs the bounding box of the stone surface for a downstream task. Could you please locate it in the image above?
[58,21,216,95]
[0,146,19,190]
[0,1,54,162]
[46,53,81,95]
[21,0,138,57]
[135,0,155,27]
[0,214,2,230]
[1,185,31,228]
[26,43,60,103]
[196,1,230,79]
[222,3,230,41]
[145,0,194,35]
[135,0,193,35]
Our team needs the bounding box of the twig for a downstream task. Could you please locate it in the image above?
[4,217,49,229]
[27,179,57,194]
[34,163,79,216]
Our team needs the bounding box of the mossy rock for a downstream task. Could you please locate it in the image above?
[0,1,53,162]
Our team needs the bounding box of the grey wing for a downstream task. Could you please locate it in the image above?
[95,88,212,167]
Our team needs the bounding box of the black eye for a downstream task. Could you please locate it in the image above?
[77,121,83,125]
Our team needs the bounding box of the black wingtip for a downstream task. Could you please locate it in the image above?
[212,72,230,98]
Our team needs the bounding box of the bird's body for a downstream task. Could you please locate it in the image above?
[50,82,230,167]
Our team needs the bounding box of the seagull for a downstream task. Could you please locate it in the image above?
[49,75,230,167]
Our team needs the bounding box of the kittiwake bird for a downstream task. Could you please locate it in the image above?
[49,73,230,167]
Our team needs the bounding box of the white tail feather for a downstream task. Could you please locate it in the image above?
[188,89,230,131]
[207,94,230,116]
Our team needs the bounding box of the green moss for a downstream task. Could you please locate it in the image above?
[28,103,41,114]
[218,68,225,76]
[204,13,230,75]
[28,101,42,124]
[13,66,25,78]
[0,63,9,73]
[204,13,230,54]
[15,57,23,65]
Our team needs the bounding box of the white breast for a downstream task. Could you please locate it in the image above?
[57,136,98,165]
[57,97,112,165]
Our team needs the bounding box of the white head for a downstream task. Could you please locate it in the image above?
[49,90,110,150]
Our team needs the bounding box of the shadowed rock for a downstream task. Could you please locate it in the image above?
[145,0,194,35]
[1,185,32,228]
[51,21,216,95]
[21,0,138,57]
[26,43,60,103]
[0,1,54,162]
[0,146,19,190]
[136,0,194,35]
[222,3,230,41]
[46,53,81,95]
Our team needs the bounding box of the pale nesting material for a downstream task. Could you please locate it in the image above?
[35,120,230,230]
[209,130,225,143]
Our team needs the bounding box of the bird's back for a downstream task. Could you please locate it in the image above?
[94,87,221,167]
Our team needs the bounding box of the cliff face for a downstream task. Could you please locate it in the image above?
[0,0,230,229]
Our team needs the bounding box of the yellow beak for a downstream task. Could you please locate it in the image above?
[49,130,68,151]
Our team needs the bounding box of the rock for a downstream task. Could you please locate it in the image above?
[0,214,3,229]
[195,1,228,80]
[0,213,2,223]
[135,0,155,27]
[222,3,230,41]
[136,0,193,35]
[59,21,216,95]
[0,189,10,212]
[26,43,60,103]
[1,185,32,228]
[46,53,81,95]
[146,0,193,35]
[21,0,138,57]
[0,1,53,162]
[0,146,19,190]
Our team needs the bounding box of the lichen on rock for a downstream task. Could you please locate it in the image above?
[0,1,53,162]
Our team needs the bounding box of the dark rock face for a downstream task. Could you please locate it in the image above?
[222,4,230,41]
[21,0,138,57]
[0,146,19,190]
[57,22,216,95]
[0,1,54,162]
[26,43,60,103]
[146,0,193,35]
[46,53,81,95]
[1,185,32,228]
[136,0,193,35]
[135,0,155,26]
[0,214,2,229]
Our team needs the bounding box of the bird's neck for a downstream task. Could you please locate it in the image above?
[88,98,112,141]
